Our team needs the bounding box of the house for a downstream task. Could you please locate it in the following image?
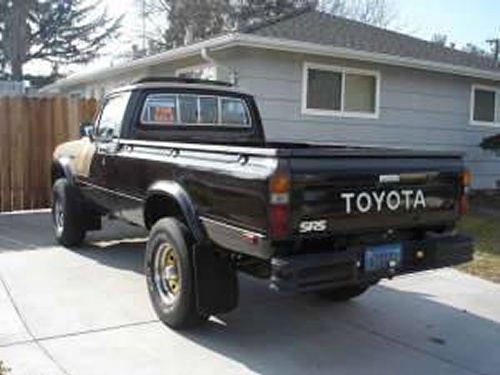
[41,9,500,190]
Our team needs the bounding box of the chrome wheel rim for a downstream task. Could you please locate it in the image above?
[54,199,64,232]
[153,242,181,306]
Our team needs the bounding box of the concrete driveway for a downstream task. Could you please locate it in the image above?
[0,212,499,375]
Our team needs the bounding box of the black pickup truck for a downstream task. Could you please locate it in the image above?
[51,78,473,329]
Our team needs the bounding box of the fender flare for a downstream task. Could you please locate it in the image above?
[145,181,207,244]
[51,157,76,185]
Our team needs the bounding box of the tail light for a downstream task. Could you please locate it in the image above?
[459,169,471,216]
[269,174,290,239]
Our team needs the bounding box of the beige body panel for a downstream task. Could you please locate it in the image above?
[53,138,96,179]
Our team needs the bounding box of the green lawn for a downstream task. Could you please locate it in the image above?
[457,214,500,283]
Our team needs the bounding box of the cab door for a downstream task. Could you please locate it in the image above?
[87,92,131,212]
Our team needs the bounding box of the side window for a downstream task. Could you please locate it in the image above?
[221,98,249,125]
[472,87,496,123]
[95,92,130,139]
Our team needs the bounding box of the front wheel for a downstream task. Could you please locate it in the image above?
[52,178,86,247]
[145,218,207,330]
[316,284,370,302]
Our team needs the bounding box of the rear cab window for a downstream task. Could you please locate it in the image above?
[140,93,250,128]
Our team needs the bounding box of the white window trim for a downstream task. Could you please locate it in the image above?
[176,63,217,80]
[469,84,500,127]
[301,62,381,119]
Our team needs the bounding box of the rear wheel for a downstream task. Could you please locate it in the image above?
[52,178,86,247]
[316,285,370,301]
[145,218,207,330]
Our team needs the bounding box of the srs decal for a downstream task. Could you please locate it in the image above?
[299,220,328,233]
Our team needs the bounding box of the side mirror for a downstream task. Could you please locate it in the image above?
[95,127,114,143]
[79,122,94,139]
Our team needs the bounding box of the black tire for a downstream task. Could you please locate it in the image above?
[316,284,370,302]
[52,178,86,247]
[145,218,207,330]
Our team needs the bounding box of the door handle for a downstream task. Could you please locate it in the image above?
[97,145,108,153]
[238,155,249,165]
[101,155,106,167]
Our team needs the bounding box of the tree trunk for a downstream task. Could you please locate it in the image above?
[7,1,29,81]
[11,60,23,82]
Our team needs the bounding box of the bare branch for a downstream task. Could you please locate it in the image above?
[320,0,398,28]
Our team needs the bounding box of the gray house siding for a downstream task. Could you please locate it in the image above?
[217,47,500,189]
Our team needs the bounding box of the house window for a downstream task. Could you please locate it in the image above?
[307,69,342,110]
[302,63,380,118]
[471,86,498,125]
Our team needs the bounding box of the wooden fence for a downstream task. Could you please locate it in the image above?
[0,97,97,212]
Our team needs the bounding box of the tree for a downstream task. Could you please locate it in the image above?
[429,32,499,58]
[321,0,397,28]
[232,0,317,28]
[137,0,316,51]
[462,43,489,56]
[0,0,121,81]
[158,0,232,49]
[431,33,448,47]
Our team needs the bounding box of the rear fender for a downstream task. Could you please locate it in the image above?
[145,181,207,244]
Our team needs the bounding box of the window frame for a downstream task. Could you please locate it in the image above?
[470,84,500,127]
[301,62,381,119]
[139,92,252,128]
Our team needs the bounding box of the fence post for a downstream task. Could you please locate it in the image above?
[0,98,12,211]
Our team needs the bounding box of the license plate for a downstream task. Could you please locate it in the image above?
[365,243,402,272]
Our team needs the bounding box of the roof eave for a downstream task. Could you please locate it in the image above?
[41,32,500,93]
[40,33,239,93]
[234,33,500,82]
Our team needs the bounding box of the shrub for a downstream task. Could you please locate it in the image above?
[0,361,10,375]
[480,134,500,151]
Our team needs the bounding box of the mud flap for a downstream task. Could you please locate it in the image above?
[192,245,239,316]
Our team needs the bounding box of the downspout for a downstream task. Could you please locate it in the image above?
[201,47,239,86]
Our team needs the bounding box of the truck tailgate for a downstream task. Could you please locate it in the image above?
[288,150,463,237]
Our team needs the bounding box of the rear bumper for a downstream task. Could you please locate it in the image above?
[270,234,474,292]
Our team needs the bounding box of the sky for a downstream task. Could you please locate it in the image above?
[110,0,500,49]
[30,0,500,76]
[392,0,500,49]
